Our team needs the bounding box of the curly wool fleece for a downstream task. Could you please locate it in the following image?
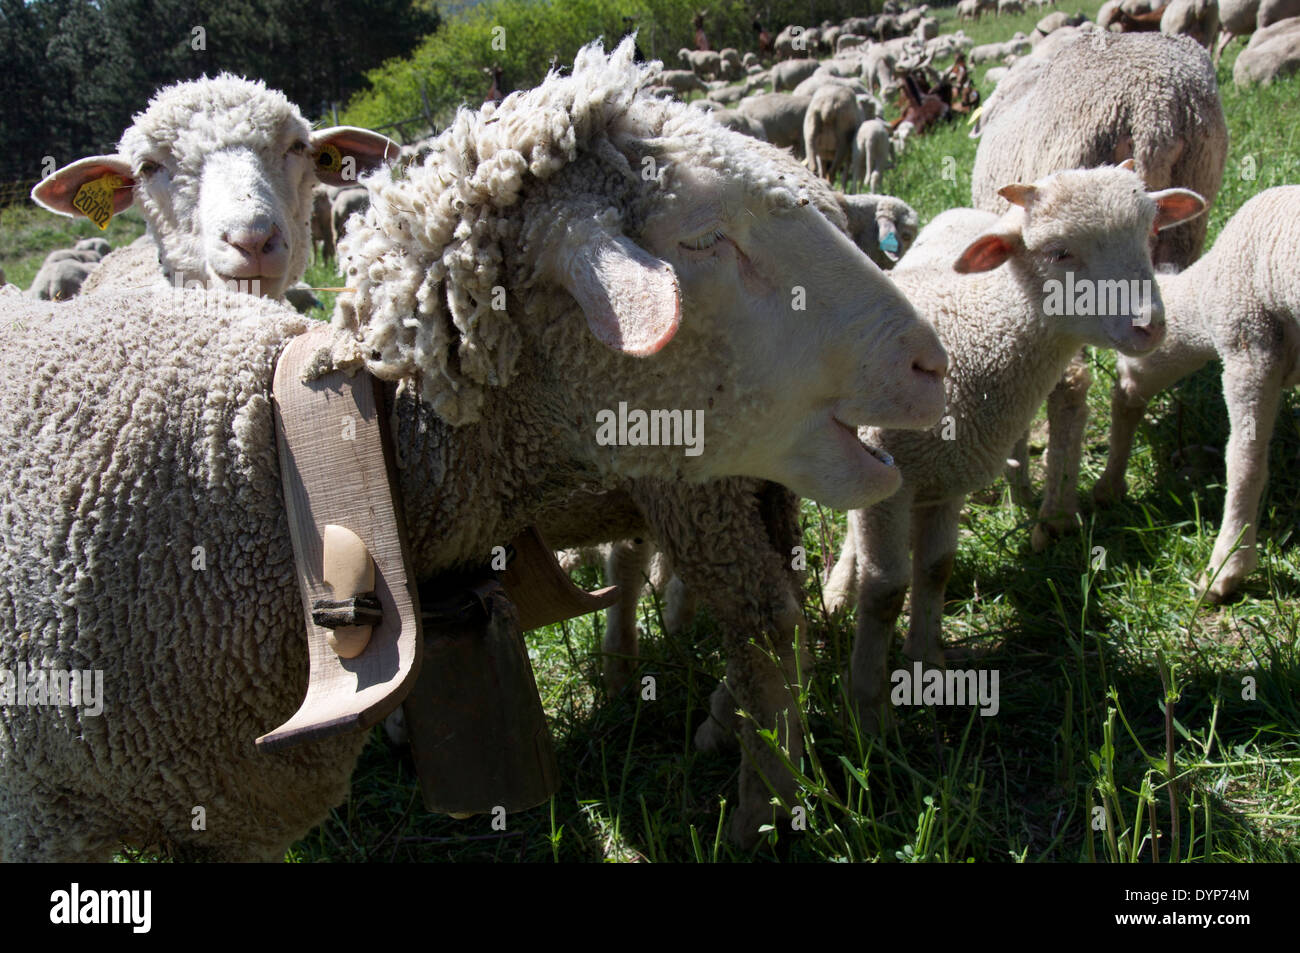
[334,36,847,426]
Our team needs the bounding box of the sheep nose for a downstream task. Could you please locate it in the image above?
[224,224,283,260]
[911,336,949,382]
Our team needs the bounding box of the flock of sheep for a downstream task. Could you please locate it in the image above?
[0,0,1296,862]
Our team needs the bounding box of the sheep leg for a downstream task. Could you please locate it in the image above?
[603,537,655,694]
[663,574,699,635]
[1005,431,1033,508]
[903,498,962,668]
[849,495,912,733]
[1032,352,1092,552]
[1201,355,1285,603]
[1212,31,1233,66]
[822,518,859,615]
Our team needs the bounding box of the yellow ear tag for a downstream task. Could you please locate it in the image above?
[316,144,343,175]
[72,174,123,230]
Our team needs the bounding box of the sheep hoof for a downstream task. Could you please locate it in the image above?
[603,656,636,697]
[1092,476,1126,506]
[1199,569,1246,605]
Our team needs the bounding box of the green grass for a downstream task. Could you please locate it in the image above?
[12,1,1293,863]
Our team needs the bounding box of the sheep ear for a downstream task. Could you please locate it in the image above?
[1118,157,1136,172]
[1149,188,1206,233]
[953,228,1022,273]
[877,216,902,261]
[310,127,400,187]
[31,156,135,220]
[552,223,681,356]
[998,184,1037,209]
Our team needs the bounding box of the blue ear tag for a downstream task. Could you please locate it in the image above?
[879,231,901,256]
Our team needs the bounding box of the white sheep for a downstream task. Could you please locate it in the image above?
[74,237,111,257]
[849,118,895,194]
[26,258,96,301]
[1216,0,1260,60]
[1093,187,1300,602]
[679,48,723,80]
[1161,0,1222,46]
[0,39,949,859]
[772,58,823,91]
[651,68,708,97]
[803,84,866,187]
[971,31,1227,550]
[736,92,812,156]
[835,192,919,270]
[1233,15,1300,84]
[820,166,1205,726]
[32,74,397,301]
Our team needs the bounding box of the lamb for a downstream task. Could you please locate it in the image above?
[736,92,812,155]
[850,117,895,193]
[1161,0,1222,45]
[1093,187,1300,602]
[0,39,950,860]
[1233,15,1300,83]
[26,258,96,301]
[772,57,823,91]
[835,192,919,269]
[32,74,397,301]
[819,167,1205,726]
[803,84,866,188]
[970,31,1227,549]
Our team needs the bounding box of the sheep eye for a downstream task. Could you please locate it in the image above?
[1048,249,1073,264]
[137,160,162,177]
[287,141,309,156]
[680,229,725,251]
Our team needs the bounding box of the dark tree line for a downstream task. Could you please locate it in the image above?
[0,0,440,184]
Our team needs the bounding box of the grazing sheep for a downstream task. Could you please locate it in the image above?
[680,48,723,79]
[803,84,866,187]
[742,51,759,68]
[971,32,1227,547]
[736,92,813,155]
[1094,187,1300,602]
[835,192,919,269]
[330,186,370,254]
[26,259,96,301]
[820,167,1205,726]
[32,75,396,300]
[1233,16,1300,83]
[1216,0,1261,60]
[772,57,823,91]
[999,0,1027,13]
[0,39,949,860]
[709,109,768,139]
[850,118,895,193]
[970,34,1032,63]
[958,0,984,19]
[74,237,111,257]
[1161,0,1222,45]
[41,248,101,265]
[1259,0,1300,27]
[652,69,708,96]
[837,33,868,51]
[718,48,743,79]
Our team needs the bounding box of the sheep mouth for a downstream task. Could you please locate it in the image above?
[832,416,895,470]
[213,273,281,297]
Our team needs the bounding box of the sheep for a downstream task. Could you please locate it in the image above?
[41,248,102,265]
[820,167,1206,726]
[850,118,895,193]
[26,259,96,301]
[1233,16,1300,83]
[774,25,802,59]
[999,0,1027,13]
[718,48,743,79]
[970,34,1032,64]
[1161,0,1222,45]
[32,74,397,301]
[1216,0,1261,60]
[958,0,983,18]
[74,237,111,257]
[970,32,1227,548]
[736,92,812,156]
[709,109,768,139]
[837,33,868,51]
[1259,0,1300,27]
[0,38,950,860]
[330,186,370,254]
[771,57,822,91]
[311,185,334,261]
[742,51,760,69]
[803,84,866,188]
[835,192,919,270]
[1094,187,1300,602]
[679,48,723,80]
[651,68,708,97]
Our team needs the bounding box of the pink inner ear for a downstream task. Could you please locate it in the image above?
[32,157,134,217]
[312,127,400,184]
[560,230,682,356]
[953,233,1013,274]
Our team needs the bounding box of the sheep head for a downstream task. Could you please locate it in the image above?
[32,75,397,301]
[334,38,948,511]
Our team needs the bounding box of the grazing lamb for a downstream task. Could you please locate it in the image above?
[835,192,919,269]
[804,85,866,188]
[32,74,396,300]
[0,39,949,860]
[971,31,1227,549]
[820,166,1205,726]
[1094,187,1300,602]
[850,117,895,193]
